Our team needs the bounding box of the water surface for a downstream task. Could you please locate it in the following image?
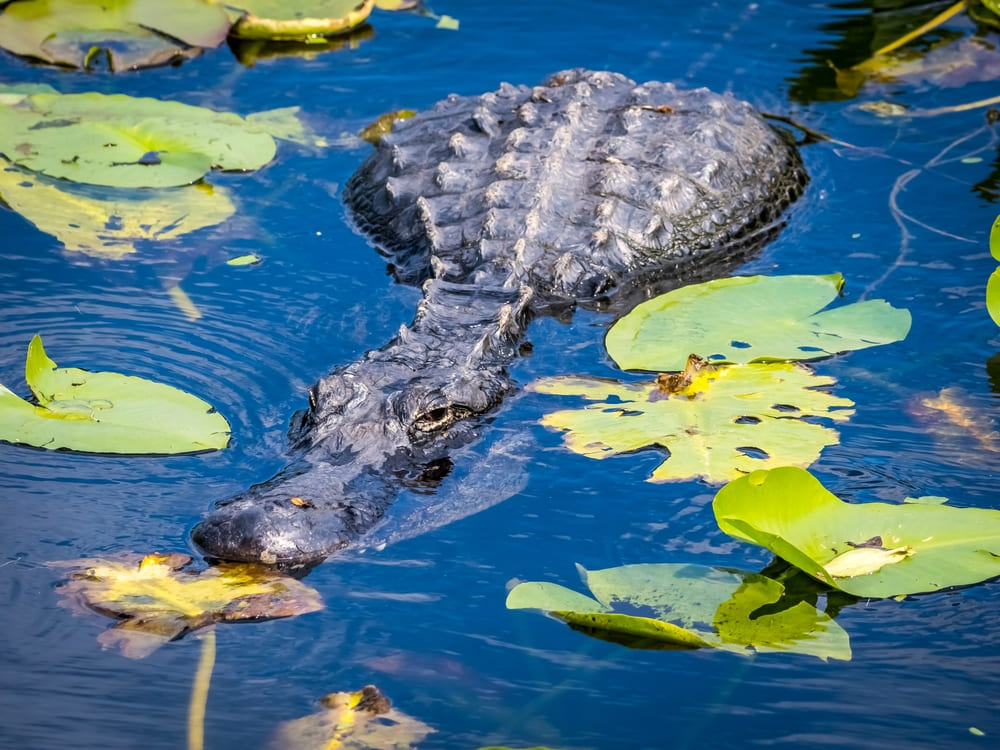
[2,2,1000,748]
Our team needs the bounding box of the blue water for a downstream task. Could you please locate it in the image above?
[2,1,1000,748]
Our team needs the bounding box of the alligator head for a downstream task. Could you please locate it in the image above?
[192,280,531,565]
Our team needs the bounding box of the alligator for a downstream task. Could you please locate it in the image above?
[191,68,808,566]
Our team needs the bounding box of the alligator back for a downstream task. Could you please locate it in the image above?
[345,68,807,304]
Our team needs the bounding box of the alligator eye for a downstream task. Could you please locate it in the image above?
[411,403,474,433]
[412,405,454,433]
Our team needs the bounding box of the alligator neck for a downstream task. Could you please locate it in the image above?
[306,273,535,444]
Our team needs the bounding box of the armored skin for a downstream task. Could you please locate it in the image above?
[191,69,808,565]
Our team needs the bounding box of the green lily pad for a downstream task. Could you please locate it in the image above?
[228,0,374,40]
[507,563,850,660]
[989,216,1000,326]
[0,0,232,71]
[605,274,911,372]
[0,90,280,188]
[713,467,1000,598]
[529,362,854,483]
[986,268,1000,326]
[0,159,235,259]
[0,335,230,454]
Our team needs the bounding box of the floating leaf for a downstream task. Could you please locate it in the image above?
[0,159,235,259]
[0,91,278,188]
[507,563,850,661]
[0,334,230,454]
[271,684,434,749]
[51,552,323,658]
[713,467,1000,598]
[530,362,853,483]
[228,0,374,40]
[605,274,911,372]
[359,109,416,145]
[0,0,231,71]
[226,253,262,266]
[990,215,1000,327]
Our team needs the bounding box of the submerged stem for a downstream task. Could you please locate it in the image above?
[188,628,217,750]
[870,0,965,58]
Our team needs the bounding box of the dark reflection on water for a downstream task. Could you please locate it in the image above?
[3,0,1000,748]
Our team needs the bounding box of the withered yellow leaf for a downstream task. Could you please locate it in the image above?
[51,552,323,658]
[271,684,434,749]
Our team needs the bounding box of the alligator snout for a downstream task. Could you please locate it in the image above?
[192,459,394,565]
[192,490,350,565]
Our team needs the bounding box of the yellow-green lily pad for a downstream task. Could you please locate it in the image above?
[507,563,851,661]
[989,215,1000,327]
[228,0,374,40]
[605,274,911,372]
[0,335,230,454]
[0,159,235,259]
[529,361,854,483]
[52,552,322,658]
[713,467,1000,598]
[0,0,231,70]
